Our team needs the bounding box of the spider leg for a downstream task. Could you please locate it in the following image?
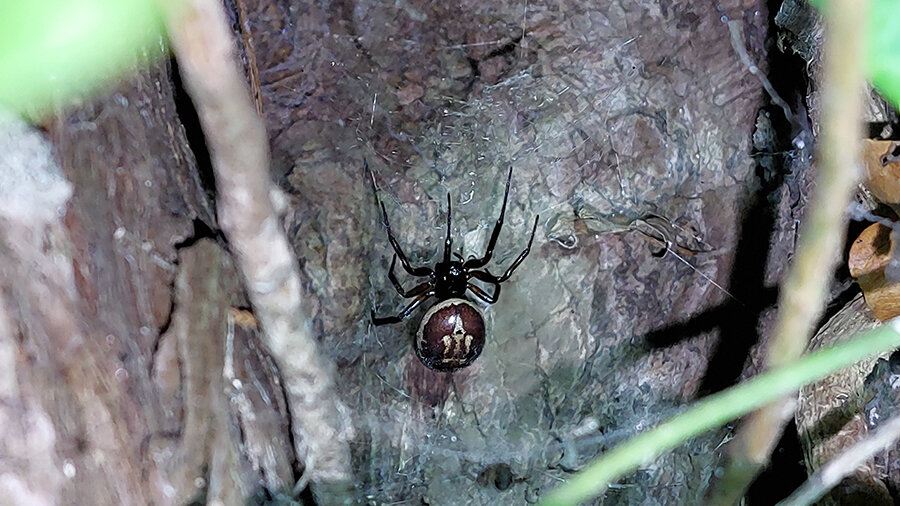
[388,255,433,298]
[443,192,453,263]
[468,269,501,302]
[371,290,434,325]
[475,214,540,283]
[463,166,513,270]
[366,160,433,277]
[467,281,499,304]
[469,268,501,283]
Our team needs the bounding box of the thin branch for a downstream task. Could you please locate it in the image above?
[156,0,354,499]
[712,0,869,502]
[778,414,900,506]
[727,20,794,125]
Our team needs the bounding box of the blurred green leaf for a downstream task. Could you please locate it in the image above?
[0,0,166,116]
[810,0,900,108]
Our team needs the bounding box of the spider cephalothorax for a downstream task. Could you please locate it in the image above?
[367,162,538,372]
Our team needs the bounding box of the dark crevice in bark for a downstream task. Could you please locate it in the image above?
[175,218,221,249]
[171,56,219,211]
[149,258,179,379]
[484,33,525,60]
[742,1,814,503]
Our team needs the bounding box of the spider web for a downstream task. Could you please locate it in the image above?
[275,0,770,503]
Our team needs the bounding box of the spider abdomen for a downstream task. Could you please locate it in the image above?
[415,298,485,372]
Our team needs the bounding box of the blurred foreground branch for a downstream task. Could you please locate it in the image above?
[712,0,868,501]
[157,0,354,501]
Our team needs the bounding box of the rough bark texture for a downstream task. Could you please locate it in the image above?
[234,0,781,504]
[795,295,892,505]
[2,0,843,504]
[0,58,296,504]
[0,111,75,506]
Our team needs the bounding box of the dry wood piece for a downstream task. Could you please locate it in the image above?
[849,222,900,321]
[862,139,900,204]
[148,239,296,504]
[795,294,890,505]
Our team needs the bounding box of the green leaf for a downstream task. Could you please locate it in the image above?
[809,0,900,108]
[0,0,166,116]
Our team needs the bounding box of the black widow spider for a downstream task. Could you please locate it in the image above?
[368,161,538,371]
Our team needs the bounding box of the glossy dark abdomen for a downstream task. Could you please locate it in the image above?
[415,298,485,372]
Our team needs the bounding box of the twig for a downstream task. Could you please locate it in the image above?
[778,414,900,506]
[711,0,868,502]
[727,20,794,125]
[156,0,354,500]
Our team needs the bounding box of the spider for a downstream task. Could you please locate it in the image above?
[367,161,539,372]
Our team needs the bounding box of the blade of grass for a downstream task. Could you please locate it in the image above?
[538,319,900,506]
